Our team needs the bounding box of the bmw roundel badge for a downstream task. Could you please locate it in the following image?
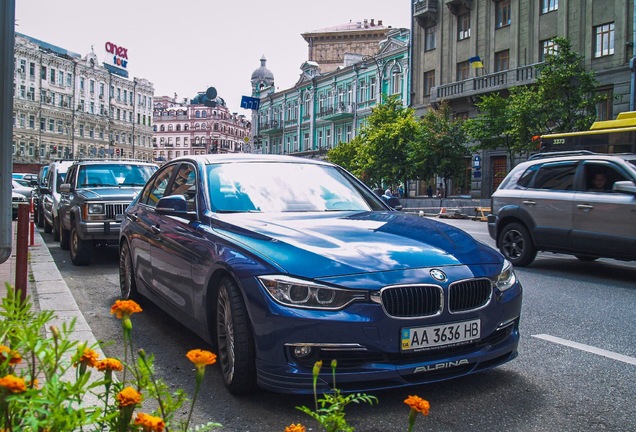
[430,269,447,282]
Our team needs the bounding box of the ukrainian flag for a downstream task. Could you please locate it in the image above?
[468,56,484,69]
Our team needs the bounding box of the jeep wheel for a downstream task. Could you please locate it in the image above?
[70,225,93,266]
[53,217,61,242]
[119,241,140,300]
[499,222,537,267]
[216,277,256,394]
[36,206,44,228]
[60,226,70,250]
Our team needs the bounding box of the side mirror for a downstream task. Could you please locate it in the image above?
[156,195,196,220]
[59,183,71,193]
[613,180,636,195]
[39,187,52,195]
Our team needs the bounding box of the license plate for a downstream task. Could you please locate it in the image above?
[401,319,480,351]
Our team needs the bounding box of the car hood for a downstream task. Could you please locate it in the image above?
[212,211,502,277]
[77,187,142,200]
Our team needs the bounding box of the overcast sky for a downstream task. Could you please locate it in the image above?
[15,0,411,114]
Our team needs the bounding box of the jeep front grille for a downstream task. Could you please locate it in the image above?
[105,203,127,220]
[381,285,443,318]
[448,278,492,312]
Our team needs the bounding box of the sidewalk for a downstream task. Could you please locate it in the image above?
[0,220,103,354]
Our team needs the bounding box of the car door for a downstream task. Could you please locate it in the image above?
[526,160,578,251]
[571,161,636,258]
[149,162,201,315]
[130,163,178,291]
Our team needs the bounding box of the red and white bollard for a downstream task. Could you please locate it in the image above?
[29,197,35,247]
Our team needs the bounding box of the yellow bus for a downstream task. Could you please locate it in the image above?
[537,111,636,154]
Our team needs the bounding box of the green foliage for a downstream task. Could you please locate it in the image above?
[0,284,221,431]
[465,37,605,166]
[410,100,469,184]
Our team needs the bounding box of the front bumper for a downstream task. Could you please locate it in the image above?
[76,220,122,243]
[487,214,498,241]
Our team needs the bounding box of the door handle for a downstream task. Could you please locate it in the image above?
[576,204,594,211]
[151,225,161,234]
[522,200,536,206]
[127,213,138,222]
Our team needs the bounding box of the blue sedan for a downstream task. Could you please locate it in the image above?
[119,154,522,395]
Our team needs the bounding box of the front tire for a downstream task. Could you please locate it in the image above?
[53,217,61,242]
[70,224,93,266]
[499,222,537,267]
[60,226,70,250]
[216,277,256,394]
[43,216,53,234]
[119,241,139,300]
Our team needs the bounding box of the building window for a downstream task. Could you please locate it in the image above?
[425,25,436,51]
[594,23,615,58]
[541,0,558,14]
[596,87,613,121]
[423,70,436,96]
[458,12,471,40]
[495,0,511,29]
[494,50,509,72]
[540,38,559,61]
[456,61,469,81]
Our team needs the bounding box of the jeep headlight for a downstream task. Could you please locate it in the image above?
[88,203,105,214]
[258,275,365,310]
[494,259,516,291]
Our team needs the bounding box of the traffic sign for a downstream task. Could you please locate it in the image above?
[241,96,260,111]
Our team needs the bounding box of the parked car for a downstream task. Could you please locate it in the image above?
[488,151,636,267]
[58,160,158,265]
[12,172,38,185]
[33,164,51,228]
[12,180,34,199]
[40,161,75,241]
[12,191,28,220]
[119,154,522,395]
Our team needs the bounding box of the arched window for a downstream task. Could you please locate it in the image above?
[194,123,200,130]
[201,111,207,118]
[153,125,157,132]
[160,125,165,131]
[201,137,206,144]
[184,124,189,131]
[176,124,181,131]
[195,110,201,118]
[168,124,173,131]
[391,63,403,95]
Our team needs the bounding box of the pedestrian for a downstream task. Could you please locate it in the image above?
[426,185,433,198]
[437,183,445,198]
[398,185,404,198]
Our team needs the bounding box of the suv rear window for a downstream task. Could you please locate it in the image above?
[531,162,577,191]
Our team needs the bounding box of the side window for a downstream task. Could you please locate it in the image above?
[584,163,628,192]
[531,162,577,191]
[515,164,541,189]
[140,165,175,207]
[166,164,197,211]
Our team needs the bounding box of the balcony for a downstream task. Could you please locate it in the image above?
[414,0,438,27]
[259,121,283,135]
[321,103,355,121]
[430,63,543,103]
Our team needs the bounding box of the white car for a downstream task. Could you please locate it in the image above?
[12,191,28,219]
[12,180,33,199]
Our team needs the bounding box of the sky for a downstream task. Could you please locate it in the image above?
[15,0,411,114]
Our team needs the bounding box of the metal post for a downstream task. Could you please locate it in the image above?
[15,204,29,301]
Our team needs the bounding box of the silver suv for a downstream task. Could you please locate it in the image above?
[488,151,636,266]
[58,160,158,266]
[41,161,74,241]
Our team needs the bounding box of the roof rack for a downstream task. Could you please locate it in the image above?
[528,150,597,160]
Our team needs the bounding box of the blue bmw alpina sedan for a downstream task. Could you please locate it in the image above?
[119,154,522,394]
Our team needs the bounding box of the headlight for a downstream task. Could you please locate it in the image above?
[494,259,516,291]
[258,275,365,310]
[88,203,105,214]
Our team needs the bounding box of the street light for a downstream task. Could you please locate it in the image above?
[362,55,384,103]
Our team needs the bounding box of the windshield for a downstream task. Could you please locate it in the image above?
[78,164,156,187]
[206,162,377,213]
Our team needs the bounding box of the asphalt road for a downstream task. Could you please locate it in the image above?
[40,218,636,432]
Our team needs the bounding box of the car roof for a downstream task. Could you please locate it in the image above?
[69,159,158,167]
[169,153,333,167]
[519,152,636,169]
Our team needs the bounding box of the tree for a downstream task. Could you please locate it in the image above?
[409,101,469,192]
[327,95,421,189]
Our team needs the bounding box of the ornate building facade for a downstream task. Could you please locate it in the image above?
[250,25,410,158]
[152,94,251,162]
[410,0,634,197]
[12,33,154,168]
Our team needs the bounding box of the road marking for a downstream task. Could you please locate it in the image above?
[532,334,636,366]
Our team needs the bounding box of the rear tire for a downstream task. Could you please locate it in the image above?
[36,206,44,228]
[499,222,537,267]
[70,224,92,266]
[43,217,53,234]
[53,217,60,242]
[60,226,70,250]
[119,241,140,300]
[216,277,256,394]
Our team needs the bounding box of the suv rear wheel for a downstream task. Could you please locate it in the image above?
[70,224,93,266]
[499,222,537,267]
[53,217,61,242]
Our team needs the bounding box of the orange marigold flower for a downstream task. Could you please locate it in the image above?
[284,423,306,432]
[110,299,143,319]
[134,412,165,432]
[404,395,430,416]
[0,345,22,365]
[186,349,217,368]
[97,358,124,372]
[75,347,100,368]
[0,375,26,393]
[117,386,142,407]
